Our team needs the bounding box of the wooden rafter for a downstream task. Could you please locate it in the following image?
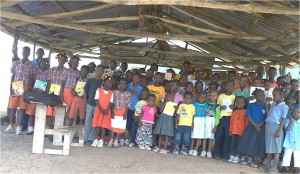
[73,16,139,23]
[0,1,22,8]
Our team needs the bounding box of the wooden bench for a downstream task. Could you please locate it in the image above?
[32,104,84,156]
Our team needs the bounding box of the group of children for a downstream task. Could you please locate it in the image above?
[4,48,300,173]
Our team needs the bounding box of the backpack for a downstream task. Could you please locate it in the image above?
[23,91,62,107]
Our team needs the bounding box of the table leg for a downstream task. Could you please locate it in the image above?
[53,106,65,144]
[32,104,47,154]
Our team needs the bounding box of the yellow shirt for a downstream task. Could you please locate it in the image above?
[148,85,165,106]
[177,104,195,126]
[217,93,236,118]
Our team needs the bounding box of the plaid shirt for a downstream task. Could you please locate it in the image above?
[36,69,50,82]
[113,90,132,109]
[11,60,34,84]
[65,68,80,89]
[48,67,68,85]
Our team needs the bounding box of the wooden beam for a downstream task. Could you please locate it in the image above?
[93,0,300,15]
[1,11,298,43]
[73,16,139,23]
[138,6,144,31]
[0,1,22,8]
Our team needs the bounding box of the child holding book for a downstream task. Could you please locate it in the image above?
[153,92,177,154]
[111,78,131,147]
[67,65,89,126]
[128,88,149,147]
[189,91,208,157]
[136,94,157,150]
[228,96,248,164]
[173,92,195,155]
[91,75,114,148]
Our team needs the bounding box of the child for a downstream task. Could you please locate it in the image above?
[228,96,248,164]
[125,73,143,145]
[128,88,149,147]
[173,92,195,155]
[194,80,204,94]
[287,80,299,99]
[91,75,114,148]
[111,78,131,147]
[162,80,171,93]
[294,90,299,108]
[185,82,195,102]
[285,97,294,119]
[67,65,89,126]
[148,72,165,107]
[266,67,278,88]
[83,65,104,145]
[265,88,289,173]
[125,70,133,84]
[5,46,34,135]
[238,89,266,167]
[189,92,208,157]
[140,75,149,89]
[170,80,183,104]
[205,90,220,158]
[153,92,177,154]
[233,75,250,99]
[281,107,300,173]
[214,80,236,160]
[179,74,188,95]
[282,82,291,98]
[25,58,50,134]
[136,94,157,150]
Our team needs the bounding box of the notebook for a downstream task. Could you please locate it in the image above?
[75,82,86,97]
[12,81,24,96]
[49,84,61,96]
[34,80,47,91]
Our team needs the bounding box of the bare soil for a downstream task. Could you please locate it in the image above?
[0,125,262,173]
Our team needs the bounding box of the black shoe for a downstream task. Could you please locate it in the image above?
[86,140,93,145]
[280,167,287,173]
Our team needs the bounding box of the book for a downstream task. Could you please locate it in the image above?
[12,81,24,96]
[49,84,61,96]
[111,116,127,129]
[165,73,172,81]
[162,101,177,116]
[75,82,86,97]
[33,80,47,91]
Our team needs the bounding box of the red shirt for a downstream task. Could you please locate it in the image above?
[229,109,248,136]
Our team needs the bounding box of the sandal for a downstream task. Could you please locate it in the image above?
[153,146,160,153]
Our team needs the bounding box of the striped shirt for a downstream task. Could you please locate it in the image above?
[48,67,68,85]
[36,69,50,81]
[113,90,132,109]
[65,68,80,88]
[11,60,34,84]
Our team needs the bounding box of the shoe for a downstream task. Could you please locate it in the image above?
[153,146,160,153]
[250,162,258,168]
[145,146,151,151]
[248,157,253,164]
[228,156,234,162]
[113,141,119,148]
[206,152,212,158]
[180,148,188,155]
[214,156,221,160]
[119,139,125,146]
[128,143,135,147]
[91,139,99,147]
[138,145,145,150]
[97,139,104,148]
[26,126,34,135]
[159,149,168,154]
[173,148,179,155]
[107,141,113,148]
[200,151,206,157]
[192,150,198,156]
[125,139,130,146]
[85,140,93,145]
[188,149,194,155]
[4,125,15,133]
[16,126,21,135]
[232,157,240,164]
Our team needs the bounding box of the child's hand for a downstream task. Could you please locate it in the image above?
[123,115,127,120]
[138,121,142,128]
[229,105,234,109]
[175,124,178,129]
[221,105,227,110]
[248,96,255,101]
[274,130,282,137]
[111,114,115,119]
[254,125,261,133]
[212,126,217,133]
[229,132,232,136]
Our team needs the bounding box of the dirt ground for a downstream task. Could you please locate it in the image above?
[0,125,262,173]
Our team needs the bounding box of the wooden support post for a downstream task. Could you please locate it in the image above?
[32,104,47,154]
[138,6,144,31]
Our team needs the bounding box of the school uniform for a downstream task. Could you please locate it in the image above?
[26,69,50,116]
[69,77,88,119]
[92,88,113,129]
[9,60,34,110]
[265,102,289,153]
[64,68,80,115]
[214,93,235,159]
[191,102,208,139]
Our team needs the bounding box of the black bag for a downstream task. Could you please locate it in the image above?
[23,91,62,107]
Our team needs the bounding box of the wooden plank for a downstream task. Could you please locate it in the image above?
[94,0,300,15]
[53,106,66,144]
[62,132,71,156]
[73,16,139,23]
[32,104,47,154]
[0,1,22,8]
[44,149,63,155]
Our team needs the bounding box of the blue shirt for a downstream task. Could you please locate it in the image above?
[233,88,250,99]
[193,102,208,118]
[246,103,266,124]
[283,119,300,151]
[266,102,289,124]
[126,84,143,110]
[33,59,40,70]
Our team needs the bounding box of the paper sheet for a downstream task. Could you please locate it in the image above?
[162,102,177,116]
[111,116,127,129]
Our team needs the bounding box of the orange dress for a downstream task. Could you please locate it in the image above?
[92,88,113,129]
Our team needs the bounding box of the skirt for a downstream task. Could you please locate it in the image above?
[265,123,283,153]
[238,124,265,157]
[153,113,174,137]
[191,117,205,139]
[136,122,153,146]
